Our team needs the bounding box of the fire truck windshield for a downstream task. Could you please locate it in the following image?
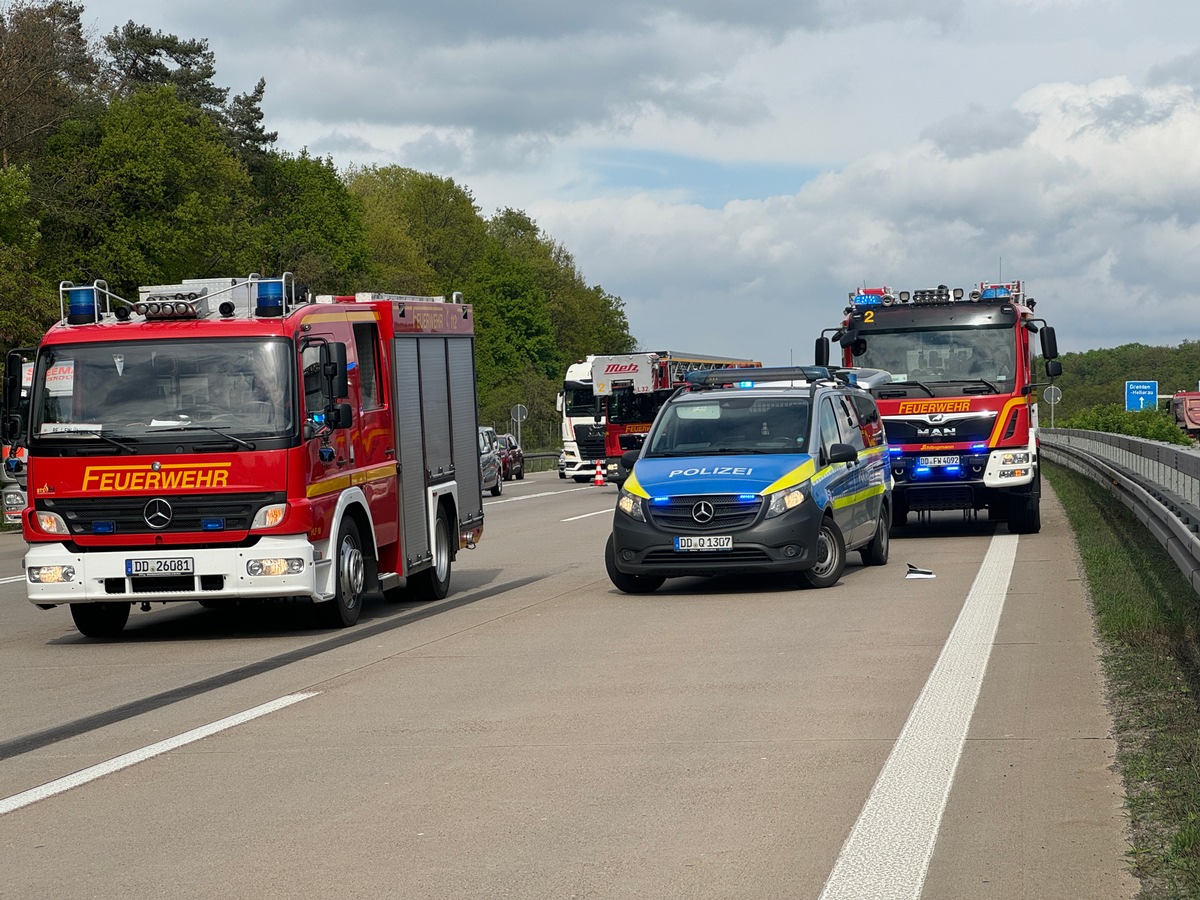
[851,326,1016,386]
[30,339,295,441]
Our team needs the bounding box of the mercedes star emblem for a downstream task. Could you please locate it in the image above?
[144,497,173,529]
[691,500,715,524]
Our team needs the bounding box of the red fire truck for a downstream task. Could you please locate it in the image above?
[816,282,1061,533]
[591,351,760,484]
[2,274,484,637]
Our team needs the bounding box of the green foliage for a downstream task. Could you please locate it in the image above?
[253,150,369,292]
[33,86,258,294]
[1048,341,1200,423]
[102,20,227,113]
[0,164,55,345]
[344,165,439,295]
[1061,403,1191,445]
[0,0,97,167]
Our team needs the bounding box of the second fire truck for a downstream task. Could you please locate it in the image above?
[3,274,485,637]
[816,282,1060,533]
[591,351,761,484]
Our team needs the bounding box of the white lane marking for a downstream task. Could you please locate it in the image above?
[0,575,23,585]
[561,509,612,522]
[818,533,1019,900]
[0,692,319,817]
[486,486,601,505]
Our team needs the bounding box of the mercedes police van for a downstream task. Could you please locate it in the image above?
[605,366,893,592]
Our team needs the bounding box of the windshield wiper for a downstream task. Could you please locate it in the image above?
[953,378,1001,394]
[150,424,256,450]
[879,381,936,398]
[39,429,139,453]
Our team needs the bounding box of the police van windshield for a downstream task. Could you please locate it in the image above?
[30,339,294,441]
[852,326,1015,385]
[645,397,811,456]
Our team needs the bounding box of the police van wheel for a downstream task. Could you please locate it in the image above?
[860,504,891,567]
[605,535,664,594]
[797,518,846,589]
[411,506,453,601]
[326,519,365,627]
[70,602,130,638]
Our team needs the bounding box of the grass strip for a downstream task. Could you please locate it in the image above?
[1045,462,1200,898]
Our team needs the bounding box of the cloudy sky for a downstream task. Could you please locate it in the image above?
[78,0,1200,366]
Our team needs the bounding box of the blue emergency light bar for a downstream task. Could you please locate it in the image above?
[685,366,831,387]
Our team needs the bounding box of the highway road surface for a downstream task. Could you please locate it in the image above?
[0,472,1137,899]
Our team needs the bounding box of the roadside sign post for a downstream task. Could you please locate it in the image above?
[511,403,528,448]
[1044,384,1062,428]
[1125,381,1159,412]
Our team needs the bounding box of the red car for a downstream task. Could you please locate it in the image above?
[496,433,525,480]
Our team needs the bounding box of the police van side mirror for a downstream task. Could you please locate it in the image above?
[827,442,857,465]
[621,449,639,470]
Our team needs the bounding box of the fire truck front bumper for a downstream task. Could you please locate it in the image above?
[23,536,317,607]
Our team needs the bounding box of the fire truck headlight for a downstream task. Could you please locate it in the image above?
[999,451,1031,466]
[765,485,807,519]
[250,504,287,530]
[246,557,305,577]
[617,489,646,522]
[36,511,69,535]
[28,565,75,584]
[4,491,24,509]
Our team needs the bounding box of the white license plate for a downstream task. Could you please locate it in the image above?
[674,535,733,552]
[126,557,195,576]
[918,455,960,467]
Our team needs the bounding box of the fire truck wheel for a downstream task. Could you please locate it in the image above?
[326,519,365,627]
[795,516,846,589]
[859,503,890,567]
[411,505,453,601]
[604,535,664,594]
[70,602,130,638]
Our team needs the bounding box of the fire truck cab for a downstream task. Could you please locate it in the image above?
[3,275,484,637]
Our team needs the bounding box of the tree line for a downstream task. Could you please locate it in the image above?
[0,0,637,449]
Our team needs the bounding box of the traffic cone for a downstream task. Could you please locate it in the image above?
[593,460,605,486]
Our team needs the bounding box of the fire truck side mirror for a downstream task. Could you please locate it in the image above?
[331,402,353,430]
[1045,359,1063,378]
[3,351,23,439]
[1038,325,1059,360]
[320,342,349,399]
[814,337,829,367]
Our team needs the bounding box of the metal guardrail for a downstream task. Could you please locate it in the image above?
[1040,429,1200,597]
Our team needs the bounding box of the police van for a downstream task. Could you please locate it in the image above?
[605,366,893,592]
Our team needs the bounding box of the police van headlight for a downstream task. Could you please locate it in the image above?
[617,488,646,523]
[765,485,807,519]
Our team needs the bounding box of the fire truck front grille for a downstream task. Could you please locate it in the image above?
[648,495,763,531]
[905,485,975,512]
[40,492,283,536]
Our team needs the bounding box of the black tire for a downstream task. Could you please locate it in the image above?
[490,476,502,496]
[860,502,891,566]
[605,534,664,594]
[516,464,525,480]
[70,602,130,638]
[1007,494,1041,534]
[559,470,566,479]
[324,518,365,627]
[796,516,847,588]
[410,504,453,601]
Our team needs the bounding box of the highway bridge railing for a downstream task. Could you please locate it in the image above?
[1040,428,1200,598]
